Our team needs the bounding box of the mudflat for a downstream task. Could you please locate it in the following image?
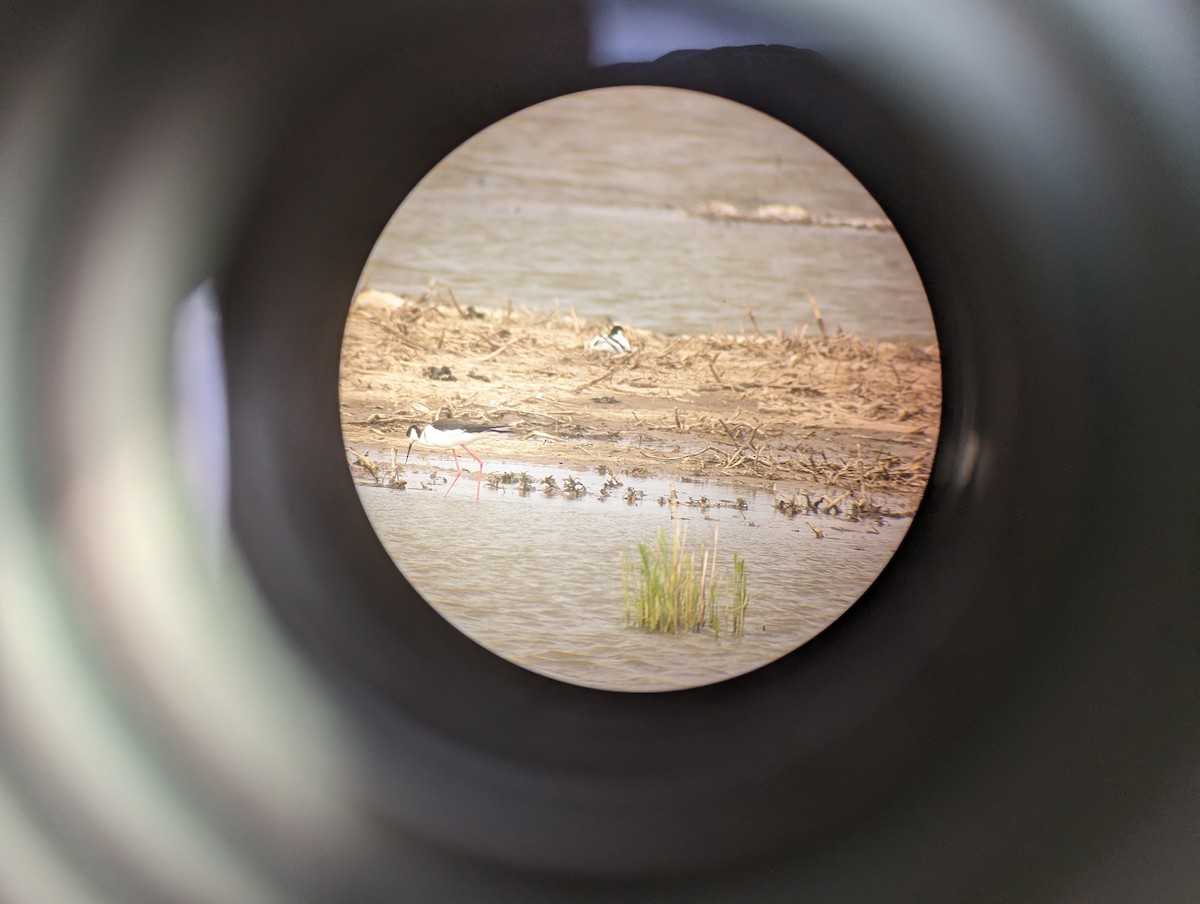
[340,285,941,512]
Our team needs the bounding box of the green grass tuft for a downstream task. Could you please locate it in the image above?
[623,522,748,636]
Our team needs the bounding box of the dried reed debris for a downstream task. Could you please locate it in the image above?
[341,286,941,494]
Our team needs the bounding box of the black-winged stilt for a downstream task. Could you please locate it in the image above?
[405,418,512,500]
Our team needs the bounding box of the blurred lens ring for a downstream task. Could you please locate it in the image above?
[4,1,1197,901]
[2,8,382,904]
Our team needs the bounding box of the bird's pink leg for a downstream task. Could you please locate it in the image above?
[444,448,463,497]
[461,445,485,502]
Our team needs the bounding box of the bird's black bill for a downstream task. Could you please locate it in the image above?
[405,441,414,464]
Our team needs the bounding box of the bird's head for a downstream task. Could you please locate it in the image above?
[404,424,422,462]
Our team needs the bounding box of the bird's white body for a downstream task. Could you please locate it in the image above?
[587,324,633,354]
[405,418,512,500]
[407,419,509,449]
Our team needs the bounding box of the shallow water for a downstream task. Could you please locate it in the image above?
[362,87,935,343]
[358,457,912,691]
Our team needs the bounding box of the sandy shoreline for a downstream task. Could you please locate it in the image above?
[340,284,941,512]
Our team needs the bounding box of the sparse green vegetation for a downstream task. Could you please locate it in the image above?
[622,522,748,637]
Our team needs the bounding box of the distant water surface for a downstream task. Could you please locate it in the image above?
[362,87,935,343]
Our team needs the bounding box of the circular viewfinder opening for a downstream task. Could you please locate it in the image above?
[339,86,941,692]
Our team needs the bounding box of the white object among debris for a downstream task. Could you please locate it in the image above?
[587,324,634,354]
